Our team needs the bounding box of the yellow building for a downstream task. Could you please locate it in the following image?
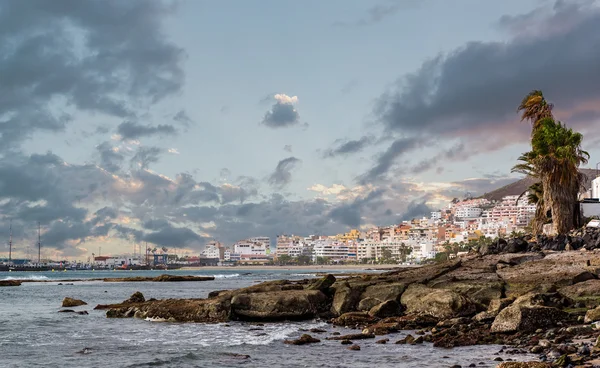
[336,229,360,242]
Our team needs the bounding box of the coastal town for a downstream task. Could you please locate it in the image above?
[79,193,542,268]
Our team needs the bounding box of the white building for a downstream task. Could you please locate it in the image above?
[312,241,351,262]
[234,240,269,256]
[455,207,483,219]
[431,211,442,220]
[201,242,221,259]
[356,240,412,262]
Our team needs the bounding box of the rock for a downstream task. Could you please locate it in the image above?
[309,328,326,333]
[348,344,360,351]
[497,252,596,297]
[58,309,88,315]
[103,274,215,282]
[400,284,476,319]
[496,362,551,368]
[0,280,21,287]
[395,334,415,344]
[125,291,145,304]
[330,281,365,316]
[368,300,401,318]
[488,298,515,314]
[105,297,232,322]
[283,334,320,345]
[208,290,228,298]
[375,338,389,344]
[62,297,87,307]
[360,282,406,303]
[473,311,496,322]
[220,352,251,360]
[340,340,352,345]
[332,312,375,327]
[437,317,471,327]
[490,305,568,333]
[584,306,600,323]
[559,279,600,305]
[358,297,382,311]
[326,333,375,341]
[361,321,402,335]
[306,274,336,292]
[231,290,329,321]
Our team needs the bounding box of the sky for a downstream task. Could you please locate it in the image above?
[1,0,600,260]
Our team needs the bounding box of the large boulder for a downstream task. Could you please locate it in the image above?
[400,284,476,319]
[368,300,402,318]
[497,252,596,298]
[360,282,406,302]
[106,297,232,322]
[559,279,600,306]
[330,281,366,316]
[490,304,568,333]
[231,289,328,321]
[125,291,145,304]
[358,297,382,311]
[0,280,21,287]
[306,274,336,292]
[62,297,87,307]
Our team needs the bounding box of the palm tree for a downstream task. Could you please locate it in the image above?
[523,118,589,234]
[518,90,554,131]
[512,152,546,235]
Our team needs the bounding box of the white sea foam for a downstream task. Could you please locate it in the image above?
[1,275,49,281]
[212,274,240,279]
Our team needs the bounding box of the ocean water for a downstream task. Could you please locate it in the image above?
[0,269,537,368]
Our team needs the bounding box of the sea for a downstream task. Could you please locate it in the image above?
[0,269,538,368]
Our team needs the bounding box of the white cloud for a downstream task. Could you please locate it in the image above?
[307,183,347,196]
[274,93,298,104]
[168,148,180,154]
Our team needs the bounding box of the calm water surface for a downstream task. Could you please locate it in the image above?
[0,269,537,367]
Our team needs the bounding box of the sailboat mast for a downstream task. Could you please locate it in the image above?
[8,219,12,264]
[38,222,41,264]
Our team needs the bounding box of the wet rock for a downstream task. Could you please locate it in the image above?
[231,290,329,321]
[368,300,402,318]
[125,291,145,304]
[347,344,360,351]
[76,347,92,354]
[395,334,415,344]
[306,274,336,292]
[220,352,250,359]
[0,280,21,287]
[400,284,476,319]
[496,362,551,368]
[309,328,326,333]
[375,338,389,344]
[585,306,600,323]
[208,290,229,298]
[104,274,215,282]
[62,297,87,307]
[362,321,402,335]
[437,317,471,327]
[341,339,352,345]
[330,281,366,316]
[326,333,375,341]
[357,297,381,311]
[332,312,375,327]
[283,334,320,345]
[490,305,568,333]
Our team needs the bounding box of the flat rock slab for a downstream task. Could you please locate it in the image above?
[103,275,215,282]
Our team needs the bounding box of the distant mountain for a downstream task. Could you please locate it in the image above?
[481,168,598,202]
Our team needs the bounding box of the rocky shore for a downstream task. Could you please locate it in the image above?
[96,228,600,367]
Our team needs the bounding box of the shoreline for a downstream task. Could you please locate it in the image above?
[178,264,407,271]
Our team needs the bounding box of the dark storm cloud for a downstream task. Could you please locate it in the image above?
[358,0,600,183]
[268,157,301,189]
[0,0,184,151]
[401,199,434,221]
[323,136,375,158]
[142,223,205,248]
[408,143,466,174]
[328,189,386,227]
[261,95,300,128]
[375,1,600,136]
[96,142,124,173]
[359,137,425,183]
[130,146,162,170]
[117,121,177,140]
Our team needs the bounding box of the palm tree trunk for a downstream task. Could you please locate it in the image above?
[546,174,576,234]
[532,204,546,235]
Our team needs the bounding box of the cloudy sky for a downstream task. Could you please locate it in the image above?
[2,0,600,259]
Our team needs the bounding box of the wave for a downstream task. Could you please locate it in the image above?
[211,274,240,279]
[1,275,49,281]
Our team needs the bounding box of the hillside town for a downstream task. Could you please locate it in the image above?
[84,192,542,268]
